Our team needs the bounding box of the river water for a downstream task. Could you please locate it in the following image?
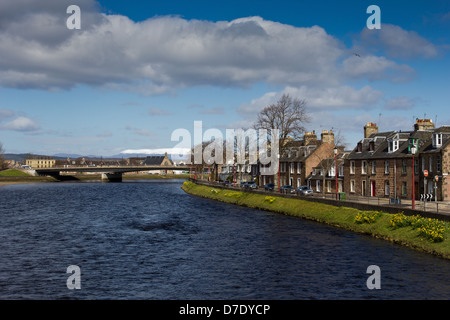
[0,179,449,300]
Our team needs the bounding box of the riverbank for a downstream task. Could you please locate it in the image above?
[181,181,450,260]
[0,173,189,186]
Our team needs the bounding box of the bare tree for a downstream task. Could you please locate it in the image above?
[254,94,310,157]
[254,94,310,189]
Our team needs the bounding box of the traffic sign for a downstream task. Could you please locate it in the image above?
[435,175,439,182]
[420,194,433,201]
[424,170,428,177]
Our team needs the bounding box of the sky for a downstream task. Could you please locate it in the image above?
[0,0,449,157]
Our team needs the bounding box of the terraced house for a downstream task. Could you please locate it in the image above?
[419,126,450,201]
[344,119,450,202]
[261,130,339,190]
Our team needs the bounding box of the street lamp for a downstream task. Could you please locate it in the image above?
[411,144,417,210]
[277,154,281,193]
[334,147,338,200]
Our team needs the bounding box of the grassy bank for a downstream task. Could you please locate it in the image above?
[0,169,57,184]
[181,181,450,260]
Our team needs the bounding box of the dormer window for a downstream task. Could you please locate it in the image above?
[357,142,363,153]
[433,133,443,148]
[408,138,418,154]
[368,141,375,152]
[388,139,399,153]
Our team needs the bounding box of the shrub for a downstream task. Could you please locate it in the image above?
[224,192,243,198]
[390,213,447,243]
[264,196,276,204]
[355,211,382,224]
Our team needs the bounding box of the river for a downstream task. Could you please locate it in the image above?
[0,179,449,299]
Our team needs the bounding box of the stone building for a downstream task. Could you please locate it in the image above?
[143,152,173,174]
[344,119,450,201]
[260,130,339,190]
[25,155,55,168]
[307,151,348,196]
[419,126,450,201]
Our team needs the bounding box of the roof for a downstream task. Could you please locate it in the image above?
[347,129,435,160]
[143,155,167,165]
[420,130,450,154]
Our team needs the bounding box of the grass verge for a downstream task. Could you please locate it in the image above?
[182,181,450,260]
[0,169,32,177]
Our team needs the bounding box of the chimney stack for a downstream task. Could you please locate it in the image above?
[364,122,378,138]
[321,129,334,144]
[304,130,317,145]
[414,119,435,131]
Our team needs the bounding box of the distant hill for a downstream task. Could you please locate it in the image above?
[3,154,29,161]
[3,152,187,162]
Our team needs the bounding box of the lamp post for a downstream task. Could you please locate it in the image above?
[277,154,281,193]
[411,144,417,210]
[334,147,338,200]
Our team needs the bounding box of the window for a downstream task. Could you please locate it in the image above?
[316,180,321,192]
[388,139,399,153]
[385,160,390,174]
[290,163,294,174]
[350,180,355,193]
[371,161,376,174]
[408,138,418,153]
[437,156,441,172]
[433,133,443,148]
[350,161,355,174]
[357,142,362,153]
[422,158,426,172]
[338,165,344,177]
[297,162,301,174]
[297,178,301,188]
[362,160,367,174]
[338,181,343,193]
[385,181,390,196]
[402,159,407,175]
[402,182,407,196]
[327,181,331,193]
[329,165,336,177]
[369,141,375,152]
[429,156,433,172]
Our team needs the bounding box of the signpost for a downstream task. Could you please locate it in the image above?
[423,170,428,211]
[434,175,439,202]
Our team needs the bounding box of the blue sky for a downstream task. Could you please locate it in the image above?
[0,0,449,156]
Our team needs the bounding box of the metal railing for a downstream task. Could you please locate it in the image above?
[191,179,450,215]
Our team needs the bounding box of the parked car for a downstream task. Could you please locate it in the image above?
[297,186,313,196]
[264,183,274,191]
[280,185,295,194]
[222,180,232,186]
[243,181,258,189]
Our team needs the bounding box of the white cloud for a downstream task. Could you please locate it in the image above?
[0,1,417,93]
[0,116,40,132]
[358,24,440,60]
[237,85,384,119]
[341,55,416,82]
[384,96,418,110]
